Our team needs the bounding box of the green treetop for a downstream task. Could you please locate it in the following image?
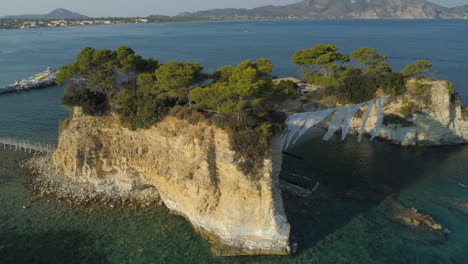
[350,48,392,75]
[136,61,206,102]
[292,44,349,78]
[401,60,433,77]
[189,59,275,116]
[56,46,159,94]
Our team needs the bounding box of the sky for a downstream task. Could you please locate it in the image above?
[1,0,468,18]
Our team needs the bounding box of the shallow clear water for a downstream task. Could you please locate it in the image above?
[1,20,468,263]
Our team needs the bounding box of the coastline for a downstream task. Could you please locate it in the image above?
[3,17,468,31]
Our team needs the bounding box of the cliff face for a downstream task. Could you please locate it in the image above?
[52,110,290,256]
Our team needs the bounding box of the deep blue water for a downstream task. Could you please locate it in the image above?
[0,20,468,263]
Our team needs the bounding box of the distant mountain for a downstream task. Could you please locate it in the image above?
[177,0,468,19]
[450,4,468,16]
[1,8,88,20]
[149,15,172,18]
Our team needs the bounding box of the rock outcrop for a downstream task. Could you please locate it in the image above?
[280,78,468,146]
[46,109,290,256]
[350,79,468,146]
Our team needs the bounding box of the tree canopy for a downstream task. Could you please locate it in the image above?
[401,60,433,77]
[351,48,392,75]
[292,44,433,103]
[189,59,275,116]
[56,46,159,94]
[292,44,349,78]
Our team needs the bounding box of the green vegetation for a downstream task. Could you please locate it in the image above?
[448,82,455,95]
[292,44,349,79]
[273,80,298,98]
[61,86,107,115]
[351,48,391,75]
[410,81,431,96]
[292,44,435,104]
[57,46,159,95]
[114,89,170,129]
[399,98,418,117]
[401,60,432,77]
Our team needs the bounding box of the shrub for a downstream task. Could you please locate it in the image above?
[448,82,455,95]
[399,98,418,117]
[304,71,345,88]
[411,81,431,96]
[273,80,298,98]
[382,73,406,97]
[61,86,107,116]
[229,127,270,179]
[335,69,378,103]
[115,89,170,129]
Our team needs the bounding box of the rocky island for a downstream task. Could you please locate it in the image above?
[27,44,468,256]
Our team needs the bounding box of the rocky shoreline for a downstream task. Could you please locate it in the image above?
[22,153,162,208]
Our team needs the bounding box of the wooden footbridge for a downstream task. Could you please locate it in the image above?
[0,137,56,153]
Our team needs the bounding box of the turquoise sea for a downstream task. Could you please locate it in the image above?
[1,20,468,263]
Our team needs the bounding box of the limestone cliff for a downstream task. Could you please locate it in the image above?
[280,79,468,146]
[50,109,290,256]
[350,79,468,146]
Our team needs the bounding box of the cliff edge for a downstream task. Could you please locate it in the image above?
[46,109,290,256]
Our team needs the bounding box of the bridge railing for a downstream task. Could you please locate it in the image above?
[0,137,56,153]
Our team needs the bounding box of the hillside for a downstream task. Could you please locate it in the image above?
[1,8,88,20]
[177,0,468,19]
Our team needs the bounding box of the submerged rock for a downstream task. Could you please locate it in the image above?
[442,197,468,215]
[385,196,448,243]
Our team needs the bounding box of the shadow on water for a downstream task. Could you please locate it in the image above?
[0,230,109,264]
[280,127,466,253]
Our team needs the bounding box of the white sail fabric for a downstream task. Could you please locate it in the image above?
[370,96,390,141]
[323,106,353,141]
[281,113,307,150]
[341,102,365,141]
[281,96,389,151]
[292,109,336,145]
[282,109,336,150]
[358,100,375,142]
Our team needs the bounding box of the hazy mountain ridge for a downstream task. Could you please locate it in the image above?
[177,0,468,19]
[1,8,88,20]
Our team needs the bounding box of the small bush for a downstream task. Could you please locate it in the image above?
[115,89,170,129]
[304,71,344,88]
[335,69,378,103]
[273,80,298,98]
[399,98,418,117]
[411,81,431,96]
[448,82,455,95]
[229,128,270,179]
[382,73,406,97]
